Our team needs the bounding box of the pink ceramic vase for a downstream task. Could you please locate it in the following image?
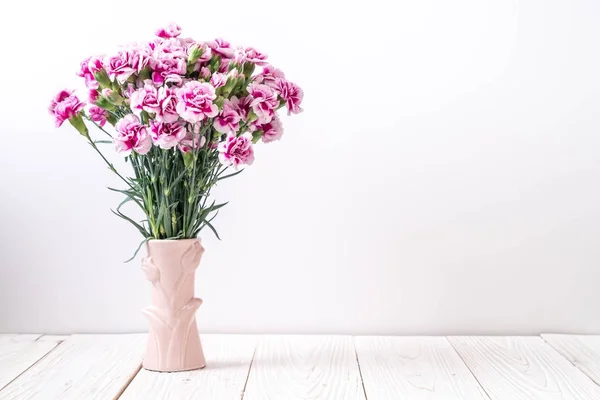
[141,238,206,372]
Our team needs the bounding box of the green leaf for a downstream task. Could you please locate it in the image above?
[217,169,244,181]
[116,196,135,213]
[94,140,113,145]
[124,237,151,263]
[107,186,144,207]
[111,209,149,237]
[205,219,221,240]
[168,168,189,192]
[163,202,172,238]
[210,202,228,212]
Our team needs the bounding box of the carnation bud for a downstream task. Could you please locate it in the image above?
[101,88,123,105]
[94,96,115,110]
[213,97,225,109]
[182,151,194,169]
[208,56,221,73]
[227,69,239,79]
[68,114,89,137]
[138,67,151,82]
[251,130,263,144]
[140,110,150,125]
[106,113,117,126]
[243,62,255,77]
[200,67,211,79]
[93,69,111,88]
[187,44,204,65]
[233,76,246,93]
[247,109,258,123]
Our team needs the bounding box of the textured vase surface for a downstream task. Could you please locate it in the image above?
[141,238,206,372]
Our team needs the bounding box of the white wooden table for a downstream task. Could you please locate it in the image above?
[1,333,599,399]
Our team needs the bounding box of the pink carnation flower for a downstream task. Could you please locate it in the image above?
[155,38,187,59]
[88,89,99,102]
[218,57,232,73]
[206,38,234,58]
[101,88,114,98]
[244,47,268,65]
[156,86,179,123]
[130,82,161,115]
[89,106,108,127]
[247,82,279,123]
[88,56,104,74]
[105,51,136,83]
[178,37,196,49]
[128,43,153,72]
[114,114,152,155]
[48,90,85,127]
[151,57,186,85]
[218,132,255,168]
[233,47,247,65]
[230,96,252,121]
[214,100,241,133]
[253,64,285,88]
[210,72,227,88]
[258,114,284,143]
[149,121,186,149]
[176,81,218,123]
[274,79,304,115]
[179,126,207,153]
[187,43,212,71]
[200,67,211,79]
[125,83,136,99]
[155,23,182,39]
[77,56,103,89]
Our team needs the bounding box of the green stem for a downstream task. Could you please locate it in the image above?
[84,116,113,139]
[87,139,133,190]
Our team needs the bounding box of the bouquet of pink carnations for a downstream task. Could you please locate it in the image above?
[49,24,303,253]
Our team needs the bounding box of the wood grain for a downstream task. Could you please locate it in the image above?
[0,334,145,400]
[36,335,70,343]
[0,334,60,391]
[542,334,600,386]
[449,336,600,400]
[355,336,490,399]
[120,334,256,400]
[243,335,365,400]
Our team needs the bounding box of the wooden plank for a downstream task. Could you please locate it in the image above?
[355,336,490,399]
[243,335,365,400]
[0,334,42,343]
[36,335,70,343]
[448,336,600,400]
[542,334,600,386]
[119,334,256,400]
[0,334,145,400]
[0,334,60,391]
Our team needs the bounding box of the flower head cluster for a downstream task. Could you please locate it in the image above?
[49,24,304,242]
[51,24,303,168]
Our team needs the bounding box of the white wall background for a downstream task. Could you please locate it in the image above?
[1,0,599,335]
